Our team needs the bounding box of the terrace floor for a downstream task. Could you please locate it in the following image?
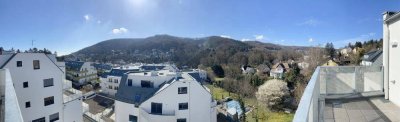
[324,97,400,122]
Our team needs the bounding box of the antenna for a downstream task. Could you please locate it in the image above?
[31,40,35,47]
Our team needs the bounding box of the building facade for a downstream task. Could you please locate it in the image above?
[114,69,216,122]
[65,61,98,87]
[0,53,82,122]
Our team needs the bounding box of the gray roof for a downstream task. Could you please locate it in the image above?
[140,65,166,71]
[363,50,383,62]
[100,69,139,78]
[65,61,85,70]
[115,74,175,106]
[92,63,112,70]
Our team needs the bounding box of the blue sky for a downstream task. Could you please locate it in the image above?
[1,0,400,55]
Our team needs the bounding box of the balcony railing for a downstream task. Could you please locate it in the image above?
[0,69,24,122]
[293,66,383,122]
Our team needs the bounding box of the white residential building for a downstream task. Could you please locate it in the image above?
[114,70,216,122]
[99,64,185,97]
[65,61,98,87]
[270,62,290,79]
[384,11,400,106]
[0,53,83,122]
[360,50,383,66]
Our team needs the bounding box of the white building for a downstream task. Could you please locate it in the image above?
[114,70,216,122]
[65,61,98,87]
[270,63,290,79]
[360,50,383,66]
[0,53,82,122]
[384,11,400,106]
[99,68,139,96]
[99,64,189,97]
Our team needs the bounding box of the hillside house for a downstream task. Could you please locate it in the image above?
[270,63,290,79]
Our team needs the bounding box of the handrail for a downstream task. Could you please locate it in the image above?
[293,67,320,122]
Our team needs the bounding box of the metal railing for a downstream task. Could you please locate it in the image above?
[293,66,383,122]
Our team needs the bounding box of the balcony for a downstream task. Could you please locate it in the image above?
[294,66,400,122]
[63,79,83,103]
[0,69,24,122]
[139,108,175,122]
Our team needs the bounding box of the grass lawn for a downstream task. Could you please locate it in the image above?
[205,84,294,122]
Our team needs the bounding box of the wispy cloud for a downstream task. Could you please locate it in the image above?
[112,27,129,34]
[298,19,320,26]
[254,35,264,41]
[84,14,91,21]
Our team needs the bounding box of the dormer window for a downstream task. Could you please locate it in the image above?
[141,80,153,88]
[128,79,133,86]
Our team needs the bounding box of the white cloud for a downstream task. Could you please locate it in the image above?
[112,27,129,34]
[220,35,231,39]
[97,20,101,24]
[84,14,91,21]
[254,35,264,41]
[308,38,314,42]
[298,19,320,26]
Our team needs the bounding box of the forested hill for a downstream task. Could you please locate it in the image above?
[68,35,310,67]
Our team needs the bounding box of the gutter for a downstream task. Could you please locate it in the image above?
[384,12,400,24]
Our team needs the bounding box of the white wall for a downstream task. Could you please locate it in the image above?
[2,53,64,122]
[100,76,121,96]
[63,98,83,122]
[385,15,400,106]
[115,100,139,122]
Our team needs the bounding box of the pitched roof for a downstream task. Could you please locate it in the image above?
[140,65,166,71]
[115,74,175,106]
[188,72,202,82]
[65,61,85,70]
[363,50,383,62]
[272,63,290,69]
[256,64,270,72]
[93,63,112,70]
[100,68,139,78]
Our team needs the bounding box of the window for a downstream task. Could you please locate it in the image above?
[43,78,54,87]
[32,117,45,122]
[141,80,153,88]
[114,79,118,83]
[49,112,59,122]
[129,115,138,122]
[114,86,118,90]
[17,61,22,67]
[25,101,31,108]
[179,103,188,110]
[108,85,113,89]
[178,87,187,94]
[108,79,112,82]
[151,102,162,114]
[128,79,132,86]
[177,118,186,122]
[144,72,148,75]
[33,60,40,70]
[44,96,54,106]
[23,81,28,88]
